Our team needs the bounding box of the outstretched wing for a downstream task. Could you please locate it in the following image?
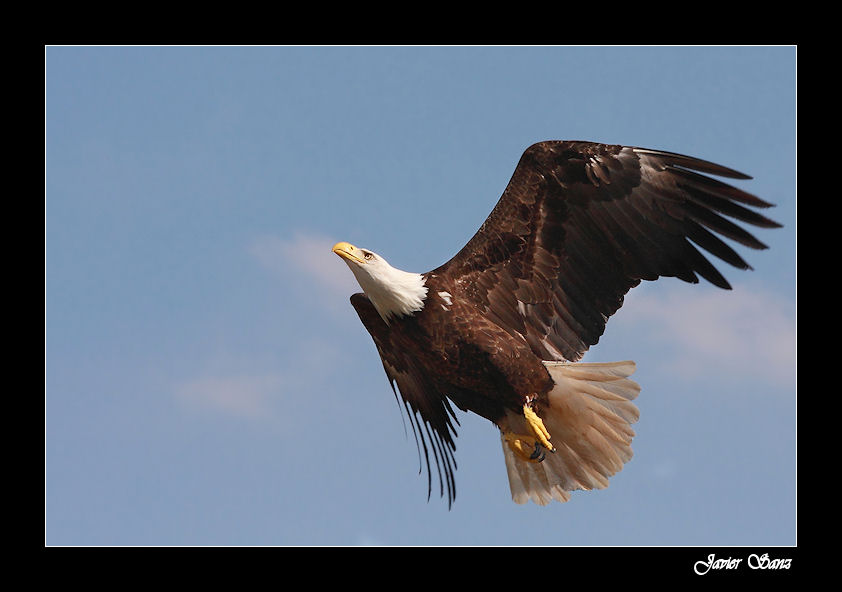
[434,140,781,362]
[350,292,460,507]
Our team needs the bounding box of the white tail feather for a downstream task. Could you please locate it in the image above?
[500,360,641,505]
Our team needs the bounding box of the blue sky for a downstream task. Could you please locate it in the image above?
[45,46,796,546]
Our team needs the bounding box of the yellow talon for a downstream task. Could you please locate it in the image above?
[503,433,546,463]
[523,404,555,452]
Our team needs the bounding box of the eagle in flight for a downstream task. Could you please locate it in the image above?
[332,140,780,507]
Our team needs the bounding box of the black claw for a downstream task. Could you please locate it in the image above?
[530,443,546,463]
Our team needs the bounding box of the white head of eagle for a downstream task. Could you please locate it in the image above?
[332,242,428,324]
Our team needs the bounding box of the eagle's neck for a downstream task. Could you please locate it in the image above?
[353,264,428,324]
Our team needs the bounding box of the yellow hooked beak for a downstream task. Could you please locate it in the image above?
[332,241,366,264]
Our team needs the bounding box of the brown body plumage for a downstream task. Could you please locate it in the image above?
[336,140,781,507]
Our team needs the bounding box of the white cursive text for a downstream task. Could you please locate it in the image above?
[748,553,792,571]
[694,554,742,575]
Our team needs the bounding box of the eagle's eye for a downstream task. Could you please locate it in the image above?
[363,252,373,260]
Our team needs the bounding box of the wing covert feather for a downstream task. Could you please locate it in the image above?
[432,141,781,362]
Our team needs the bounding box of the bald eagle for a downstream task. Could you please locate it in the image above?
[333,140,780,507]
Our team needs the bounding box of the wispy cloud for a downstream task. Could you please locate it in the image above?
[173,336,345,425]
[175,373,282,421]
[612,283,795,386]
[249,231,359,297]
[173,233,361,426]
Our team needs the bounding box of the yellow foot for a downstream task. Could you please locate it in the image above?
[523,403,555,453]
[503,433,547,463]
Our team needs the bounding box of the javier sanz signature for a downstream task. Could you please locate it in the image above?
[694,553,792,575]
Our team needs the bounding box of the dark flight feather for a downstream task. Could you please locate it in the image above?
[351,293,460,507]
